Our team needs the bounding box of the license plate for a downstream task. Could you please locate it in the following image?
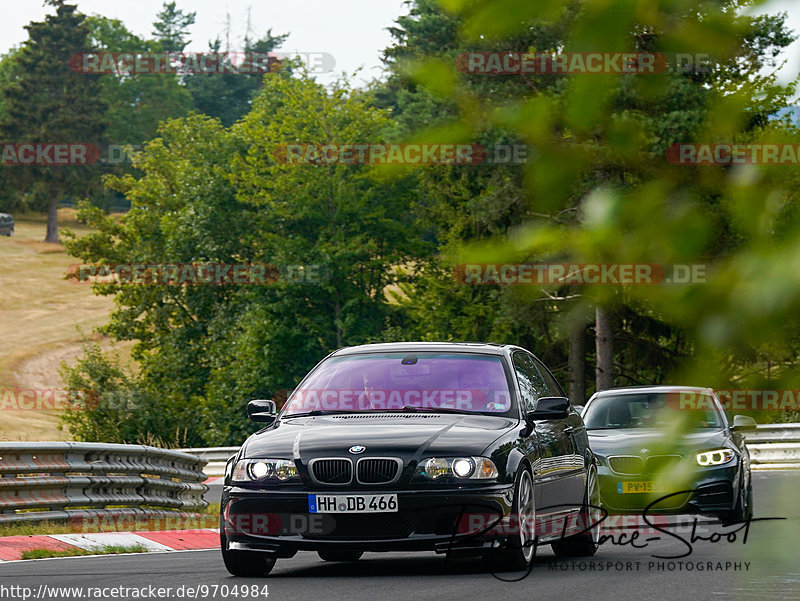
[308,494,398,513]
[618,481,658,494]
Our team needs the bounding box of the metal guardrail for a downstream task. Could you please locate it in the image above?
[182,424,800,477]
[742,424,800,469]
[0,442,208,524]
[178,447,237,477]
[738,423,800,442]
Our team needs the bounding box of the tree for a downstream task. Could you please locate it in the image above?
[151,1,196,52]
[0,0,107,242]
[377,0,796,402]
[87,15,193,146]
[392,0,799,414]
[568,320,587,403]
[595,306,614,390]
[182,31,288,126]
[63,73,428,445]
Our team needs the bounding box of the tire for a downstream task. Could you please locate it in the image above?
[220,533,276,577]
[317,550,364,562]
[551,463,601,557]
[719,476,753,523]
[485,465,536,572]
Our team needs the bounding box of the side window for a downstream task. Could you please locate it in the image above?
[512,352,549,412]
[532,357,564,397]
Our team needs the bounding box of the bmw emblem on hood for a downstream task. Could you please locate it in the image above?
[349,445,366,454]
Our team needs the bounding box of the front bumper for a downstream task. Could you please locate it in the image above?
[221,484,515,555]
[598,462,741,515]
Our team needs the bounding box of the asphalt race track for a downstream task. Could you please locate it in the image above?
[2,471,798,601]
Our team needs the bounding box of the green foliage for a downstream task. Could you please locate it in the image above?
[59,344,196,446]
[376,0,799,403]
[87,16,193,146]
[151,1,196,52]
[182,32,289,127]
[0,0,107,240]
[61,0,800,445]
[63,75,428,444]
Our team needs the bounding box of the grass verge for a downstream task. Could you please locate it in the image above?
[21,544,149,560]
[0,209,135,441]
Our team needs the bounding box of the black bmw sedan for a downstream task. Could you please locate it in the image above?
[220,342,600,576]
[581,386,755,522]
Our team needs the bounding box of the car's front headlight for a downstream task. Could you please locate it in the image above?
[416,456,498,480]
[696,449,735,467]
[231,458,299,483]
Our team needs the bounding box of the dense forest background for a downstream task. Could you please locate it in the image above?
[1,0,799,445]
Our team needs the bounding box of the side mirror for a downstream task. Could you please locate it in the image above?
[528,396,570,420]
[732,415,757,431]
[248,399,277,424]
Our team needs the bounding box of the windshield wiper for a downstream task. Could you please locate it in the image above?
[282,410,359,418]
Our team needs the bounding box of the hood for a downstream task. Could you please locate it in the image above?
[243,413,518,462]
[587,427,730,457]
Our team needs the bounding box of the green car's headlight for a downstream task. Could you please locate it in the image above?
[232,459,299,482]
[416,457,498,480]
[696,449,735,467]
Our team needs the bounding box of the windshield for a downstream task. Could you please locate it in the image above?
[281,352,514,416]
[583,392,724,430]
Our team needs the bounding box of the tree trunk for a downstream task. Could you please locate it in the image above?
[595,305,614,391]
[334,294,342,348]
[45,196,59,243]
[568,321,586,405]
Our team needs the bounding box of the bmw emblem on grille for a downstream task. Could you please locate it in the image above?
[349,445,366,454]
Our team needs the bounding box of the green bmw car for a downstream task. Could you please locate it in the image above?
[582,386,755,522]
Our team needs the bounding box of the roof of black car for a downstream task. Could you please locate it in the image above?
[331,342,508,356]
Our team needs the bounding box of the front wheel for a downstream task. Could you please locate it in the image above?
[318,550,363,562]
[221,533,276,577]
[718,476,753,523]
[485,466,536,572]
[551,463,601,557]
